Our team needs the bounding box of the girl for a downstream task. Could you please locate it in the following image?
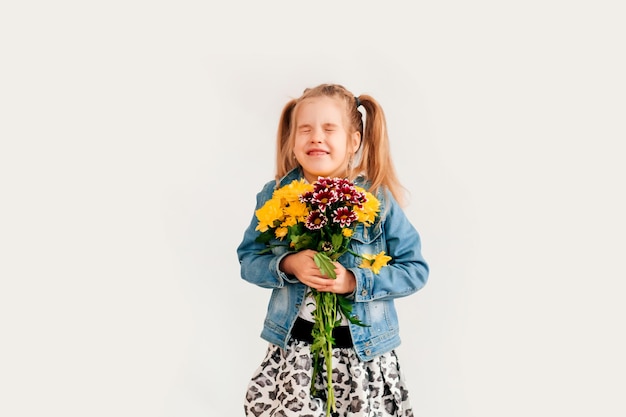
[237,83,429,417]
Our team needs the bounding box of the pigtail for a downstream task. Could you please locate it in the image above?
[356,95,406,206]
[275,99,298,182]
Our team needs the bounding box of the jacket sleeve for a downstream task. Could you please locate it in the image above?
[349,192,429,302]
[236,182,301,289]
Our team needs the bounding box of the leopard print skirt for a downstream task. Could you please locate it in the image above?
[244,339,414,417]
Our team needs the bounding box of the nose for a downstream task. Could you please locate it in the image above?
[311,127,325,143]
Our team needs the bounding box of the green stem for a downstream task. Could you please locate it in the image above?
[325,335,334,416]
[310,290,339,417]
[346,248,366,259]
[325,293,336,415]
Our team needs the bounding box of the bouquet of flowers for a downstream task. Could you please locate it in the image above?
[255,176,391,416]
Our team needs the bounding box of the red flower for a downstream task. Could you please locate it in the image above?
[305,210,327,230]
[311,189,339,210]
[332,206,358,227]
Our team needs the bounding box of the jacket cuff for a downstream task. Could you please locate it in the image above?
[351,268,375,302]
[271,252,300,285]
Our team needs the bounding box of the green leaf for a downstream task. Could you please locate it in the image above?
[254,230,275,244]
[313,252,336,279]
[291,233,316,251]
[331,233,344,252]
[337,294,353,314]
[310,334,327,351]
[337,295,370,327]
[347,315,369,327]
[255,243,289,255]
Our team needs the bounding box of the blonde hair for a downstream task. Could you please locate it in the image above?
[275,83,406,206]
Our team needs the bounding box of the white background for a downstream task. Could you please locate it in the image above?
[1,1,625,416]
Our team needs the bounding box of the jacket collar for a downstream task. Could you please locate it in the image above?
[277,167,305,188]
[277,167,370,188]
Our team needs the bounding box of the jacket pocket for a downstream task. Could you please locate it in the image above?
[351,221,383,244]
[349,222,385,264]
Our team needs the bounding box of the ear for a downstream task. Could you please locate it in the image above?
[351,131,361,153]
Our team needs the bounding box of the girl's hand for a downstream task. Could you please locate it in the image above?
[279,250,356,295]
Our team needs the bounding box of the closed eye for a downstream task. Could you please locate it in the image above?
[322,123,338,132]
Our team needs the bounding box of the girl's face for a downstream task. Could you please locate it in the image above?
[293,96,361,183]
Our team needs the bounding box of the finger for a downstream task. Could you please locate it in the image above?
[309,278,335,291]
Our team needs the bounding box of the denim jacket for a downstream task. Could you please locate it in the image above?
[237,168,429,362]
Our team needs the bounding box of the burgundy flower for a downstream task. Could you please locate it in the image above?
[311,189,339,210]
[332,206,358,227]
[320,241,334,252]
[314,177,335,190]
[299,190,314,204]
[337,183,363,205]
[305,210,327,230]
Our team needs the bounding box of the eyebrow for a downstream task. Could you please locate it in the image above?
[297,122,339,129]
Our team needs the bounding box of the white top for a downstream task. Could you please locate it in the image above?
[297,288,349,325]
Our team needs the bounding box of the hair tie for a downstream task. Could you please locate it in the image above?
[355,96,361,108]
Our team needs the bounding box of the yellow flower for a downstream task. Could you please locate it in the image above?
[275,179,313,205]
[342,228,353,237]
[280,215,298,228]
[283,200,309,224]
[256,180,313,233]
[275,227,288,239]
[255,197,284,232]
[359,251,392,274]
[354,189,380,226]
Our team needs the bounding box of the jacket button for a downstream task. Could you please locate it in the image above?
[361,290,367,296]
[365,349,371,355]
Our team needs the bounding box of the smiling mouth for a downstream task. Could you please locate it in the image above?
[307,150,328,156]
